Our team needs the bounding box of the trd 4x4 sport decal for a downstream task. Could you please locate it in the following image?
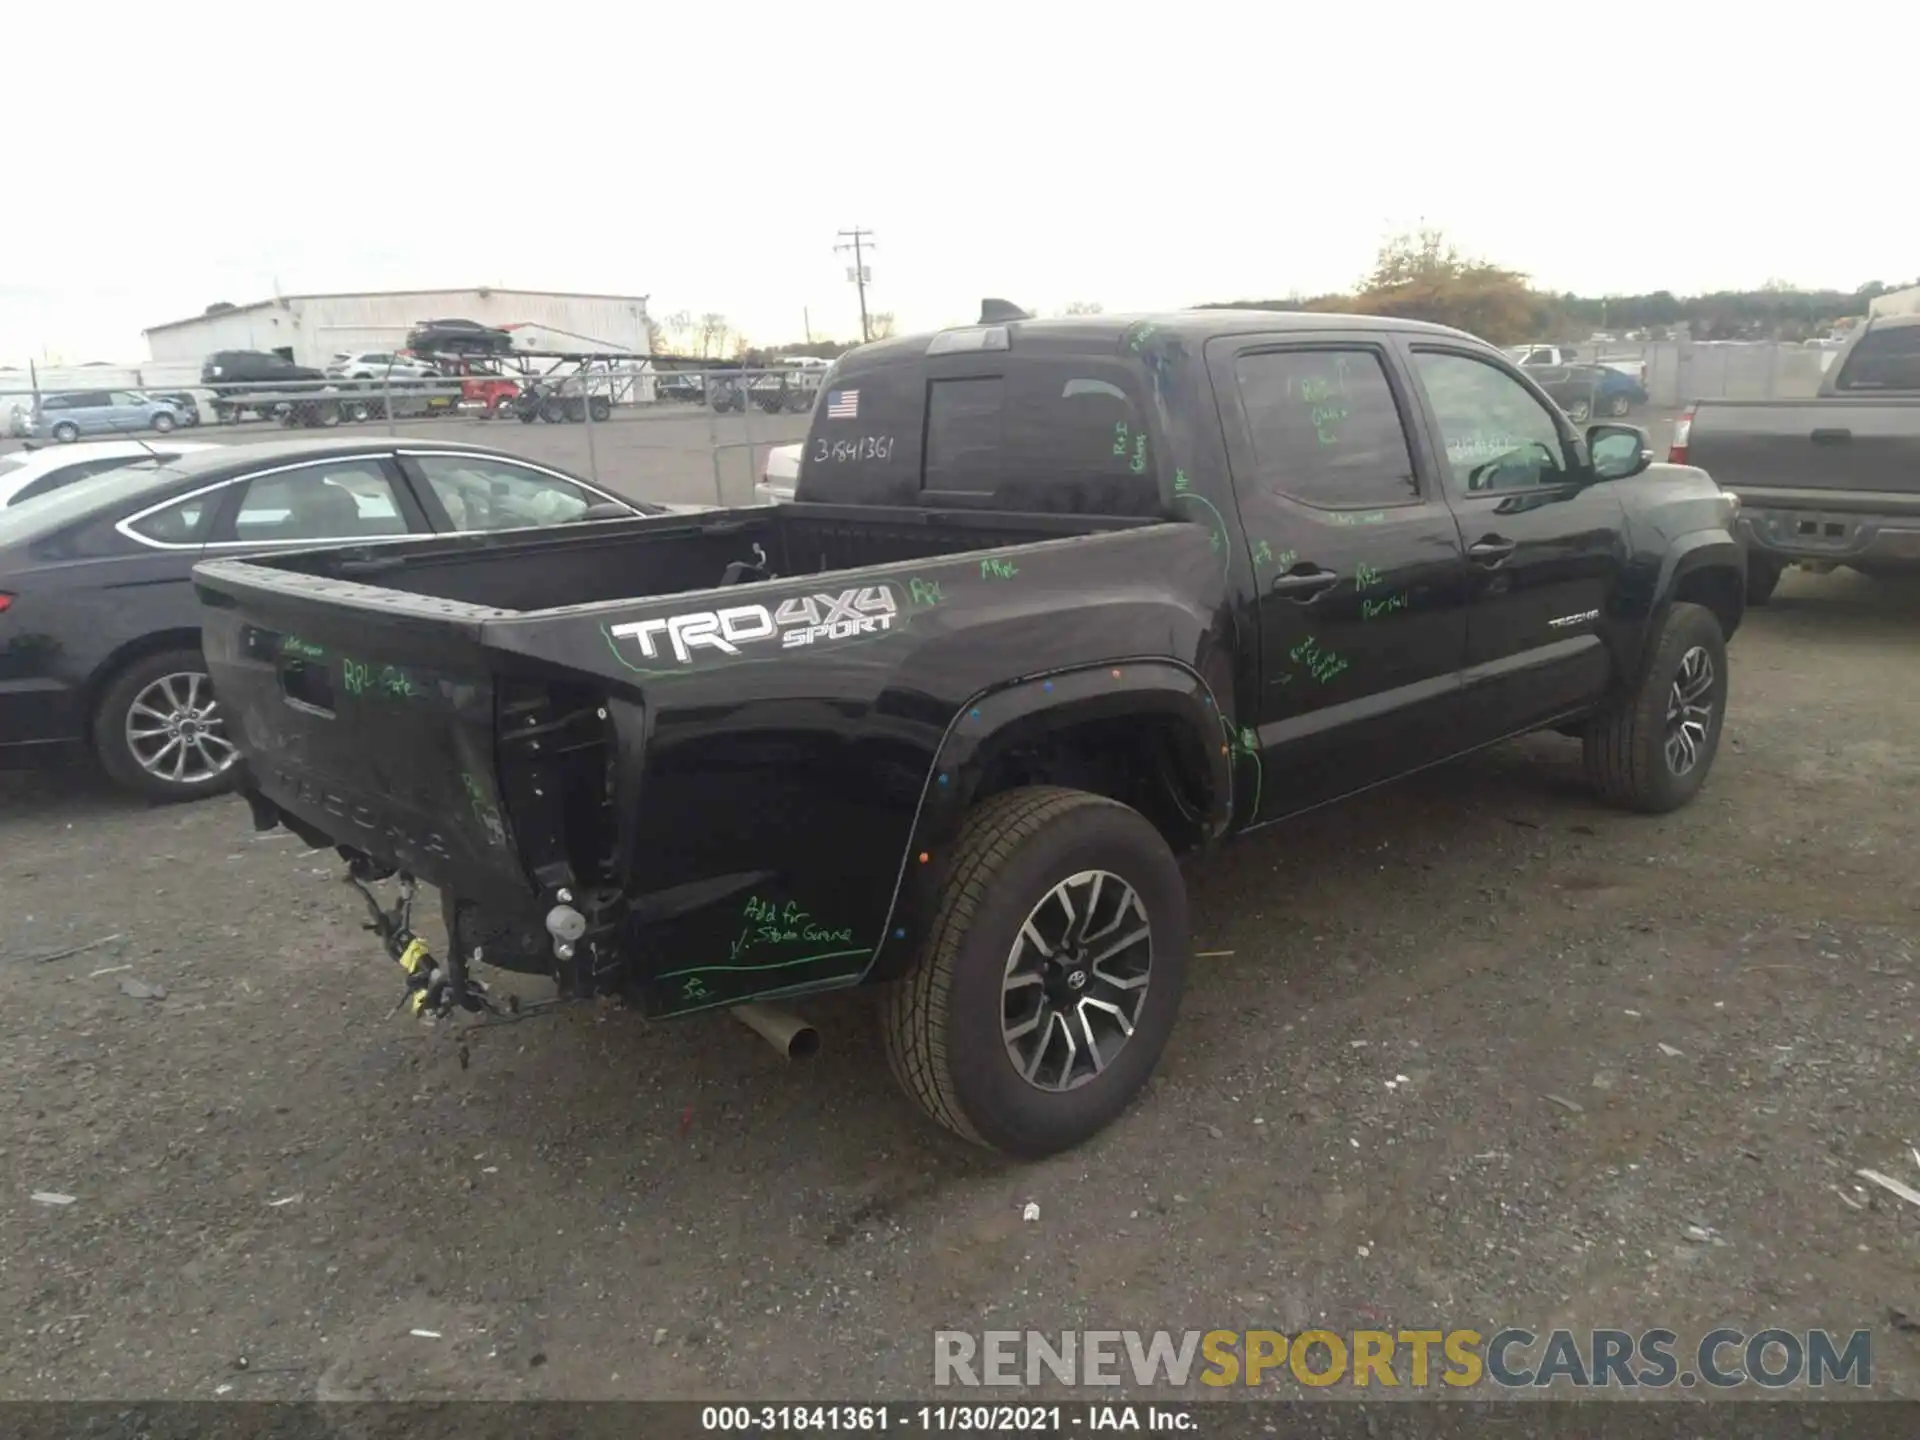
[603,583,904,672]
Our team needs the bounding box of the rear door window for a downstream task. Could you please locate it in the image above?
[1232,348,1421,508]
[218,459,411,544]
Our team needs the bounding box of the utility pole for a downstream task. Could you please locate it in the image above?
[835,227,875,342]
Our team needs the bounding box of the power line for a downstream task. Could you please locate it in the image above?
[835,228,876,343]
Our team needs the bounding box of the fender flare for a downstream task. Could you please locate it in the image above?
[859,657,1232,985]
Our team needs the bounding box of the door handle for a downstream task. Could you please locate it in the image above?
[1810,428,1852,445]
[1269,567,1340,600]
[1467,536,1517,566]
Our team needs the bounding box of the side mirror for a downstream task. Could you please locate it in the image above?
[1586,423,1653,481]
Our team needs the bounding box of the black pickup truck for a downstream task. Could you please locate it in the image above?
[1675,312,1920,602]
[191,308,1746,1159]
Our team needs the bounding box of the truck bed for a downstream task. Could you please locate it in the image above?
[191,502,1170,903]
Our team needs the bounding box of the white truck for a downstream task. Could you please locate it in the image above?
[1509,344,1649,388]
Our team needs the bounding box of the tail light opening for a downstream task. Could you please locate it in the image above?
[1669,405,1695,465]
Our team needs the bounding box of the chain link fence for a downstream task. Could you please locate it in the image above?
[0,359,824,509]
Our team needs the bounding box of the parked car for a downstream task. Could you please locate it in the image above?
[0,437,698,802]
[754,441,801,503]
[144,391,204,427]
[1509,344,1649,389]
[325,351,441,382]
[405,319,514,357]
[654,370,708,404]
[0,439,218,508]
[1537,363,1648,421]
[19,390,187,442]
[1672,312,1920,603]
[193,308,1745,1159]
[201,351,328,423]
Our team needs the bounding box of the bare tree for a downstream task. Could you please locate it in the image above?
[1062,301,1104,315]
[867,311,898,340]
[653,310,695,354]
[696,313,733,358]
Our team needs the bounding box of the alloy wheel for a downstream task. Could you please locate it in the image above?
[1001,869,1153,1092]
[125,671,237,787]
[1664,645,1715,775]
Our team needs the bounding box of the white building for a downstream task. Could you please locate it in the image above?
[144,288,654,368]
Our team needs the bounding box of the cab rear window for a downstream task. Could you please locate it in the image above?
[918,360,1158,513]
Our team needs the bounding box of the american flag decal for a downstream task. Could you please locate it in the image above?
[826,389,859,419]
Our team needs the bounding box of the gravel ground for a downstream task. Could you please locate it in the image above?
[1,565,1916,1403]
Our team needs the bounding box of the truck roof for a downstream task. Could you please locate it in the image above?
[837,308,1480,374]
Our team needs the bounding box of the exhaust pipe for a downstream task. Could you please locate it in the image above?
[730,1003,819,1061]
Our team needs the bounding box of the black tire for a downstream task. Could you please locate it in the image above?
[51,421,79,443]
[517,404,538,424]
[588,395,612,422]
[151,411,176,435]
[881,786,1189,1158]
[1564,397,1592,424]
[1606,393,1632,417]
[563,397,585,423]
[91,647,240,803]
[1745,556,1783,606]
[540,397,568,424]
[1583,601,1728,815]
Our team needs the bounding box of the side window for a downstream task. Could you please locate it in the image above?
[1410,351,1570,493]
[126,493,215,545]
[223,460,408,543]
[1232,349,1419,508]
[922,377,1005,493]
[411,454,603,531]
[1834,325,1920,391]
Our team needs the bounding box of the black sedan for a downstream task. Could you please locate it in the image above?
[0,436,684,802]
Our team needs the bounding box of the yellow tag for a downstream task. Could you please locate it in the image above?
[397,938,429,976]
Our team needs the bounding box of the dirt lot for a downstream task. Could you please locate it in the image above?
[2,566,1916,1403]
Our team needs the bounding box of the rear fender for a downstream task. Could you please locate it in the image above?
[860,658,1231,985]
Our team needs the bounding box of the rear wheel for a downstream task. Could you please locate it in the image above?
[51,421,79,443]
[1583,601,1727,814]
[881,786,1189,1158]
[588,395,612,422]
[1606,393,1632,417]
[92,648,239,803]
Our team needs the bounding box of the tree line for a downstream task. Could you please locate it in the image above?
[1199,228,1916,345]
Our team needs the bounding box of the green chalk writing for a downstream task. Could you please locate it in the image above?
[1132,433,1148,474]
[1354,562,1383,591]
[1288,635,1351,685]
[908,578,946,607]
[459,773,506,847]
[730,896,856,964]
[1361,592,1410,621]
[1113,421,1130,457]
[280,635,325,660]
[980,558,1019,580]
[1252,541,1299,573]
[681,976,711,1002]
[1173,469,1191,493]
[343,659,424,700]
[1328,510,1389,527]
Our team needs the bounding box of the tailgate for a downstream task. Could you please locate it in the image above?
[1690,401,1920,497]
[194,558,532,896]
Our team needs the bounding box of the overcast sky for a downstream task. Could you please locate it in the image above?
[0,0,1904,365]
